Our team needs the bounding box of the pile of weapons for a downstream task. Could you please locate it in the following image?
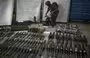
[0,24,88,58]
[0,31,14,41]
[56,24,80,34]
[46,24,87,58]
[0,32,45,58]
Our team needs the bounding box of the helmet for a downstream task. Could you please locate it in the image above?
[45,1,51,6]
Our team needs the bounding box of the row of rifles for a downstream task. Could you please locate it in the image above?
[0,32,45,58]
[46,24,87,58]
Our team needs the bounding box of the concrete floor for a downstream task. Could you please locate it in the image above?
[69,22,90,45]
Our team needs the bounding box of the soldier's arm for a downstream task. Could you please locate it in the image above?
[45,8,50,16]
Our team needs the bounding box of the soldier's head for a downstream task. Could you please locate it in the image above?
[45,1,51,6]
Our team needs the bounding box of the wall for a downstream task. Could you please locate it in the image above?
[17,0,71,23]
[17,0,42,22]
[0,0,14,25]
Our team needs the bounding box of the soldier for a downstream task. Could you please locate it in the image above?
[45,1,59,27]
